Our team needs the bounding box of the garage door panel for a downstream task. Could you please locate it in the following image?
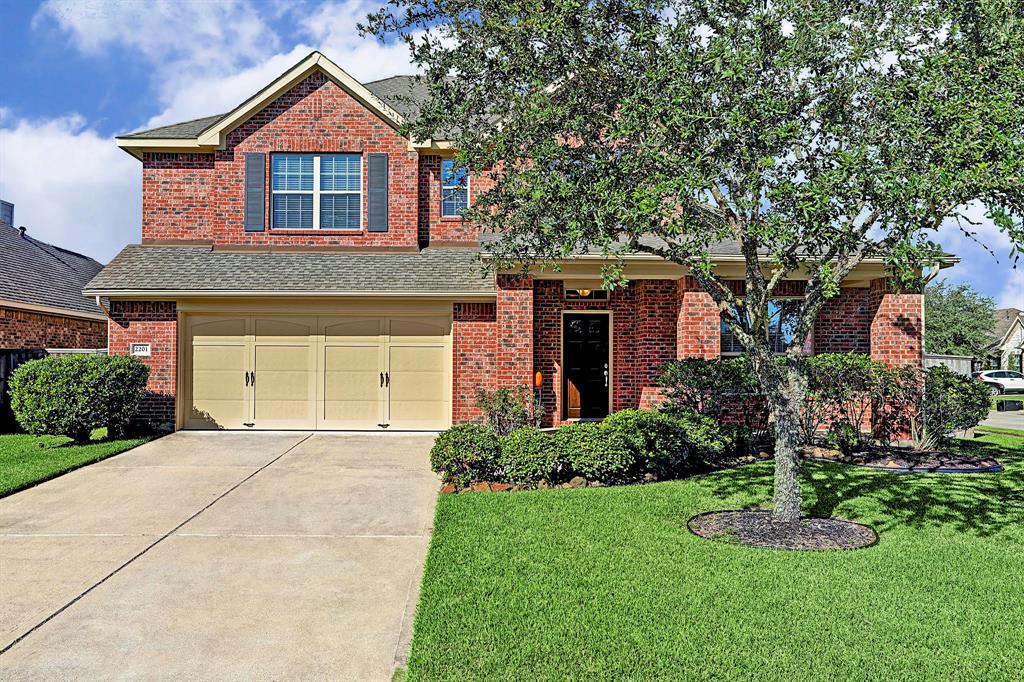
[189,345,248,429]
[388,317,451,343]
[387,345,448,429]
[253,344,316,429]
[322,345,383,429]
[190,317,247,344]
[323,318,382,340]
[255,317,315,341]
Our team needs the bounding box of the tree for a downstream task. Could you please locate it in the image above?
[366,0,1024,524]
[924,280,996,359]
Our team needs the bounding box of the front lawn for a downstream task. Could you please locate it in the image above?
[0,430,153,497]
[407,433,1024,680]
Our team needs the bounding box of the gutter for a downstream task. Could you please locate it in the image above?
[82,289,497,300]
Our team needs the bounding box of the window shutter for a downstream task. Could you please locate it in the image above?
[244,153,266,232]
[367,153,388,232]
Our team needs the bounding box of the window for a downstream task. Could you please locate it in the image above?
[440,158,469,217]
[721,299,803,355]
[271,154,362,230]
[565,288,609,301]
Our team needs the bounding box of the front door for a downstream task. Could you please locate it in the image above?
[563,313,610,419]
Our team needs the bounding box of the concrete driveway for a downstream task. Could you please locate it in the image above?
[0,431,440,681]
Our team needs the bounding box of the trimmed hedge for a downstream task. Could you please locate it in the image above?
[9,355,150,442]
[430,408,726,487]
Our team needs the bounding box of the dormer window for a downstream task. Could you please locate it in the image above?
[440,159,469,218]
[271,154,362,230]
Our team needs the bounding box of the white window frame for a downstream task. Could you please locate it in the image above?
[271,153,363,230]
[440,158,470,218]
[720,296,811,356]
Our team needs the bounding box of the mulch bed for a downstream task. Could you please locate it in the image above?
[688,510,878,551]
[802,445,1002,474]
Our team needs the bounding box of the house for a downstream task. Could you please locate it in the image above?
[84,52,925,432]
[0,213,107,350]
[989,308,1023,372]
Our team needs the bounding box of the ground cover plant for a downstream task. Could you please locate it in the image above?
[405,433,1024,680]
[0,429,152,497]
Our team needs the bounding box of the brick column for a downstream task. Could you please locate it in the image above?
[452,302,498,423]
[868,278,923,368]
[676,276,720,359]
[496,274,534,390]
[108,301,177,431]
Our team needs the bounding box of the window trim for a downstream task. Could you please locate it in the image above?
[720,296,809,356]
[270,153,364,231]
[440,158,470,218]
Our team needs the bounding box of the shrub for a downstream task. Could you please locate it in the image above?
[475,386,540,436]
[601,408,724,476]
[9,355,150,442]
[883,365,991,449]
[429,423,502,486]
[500,427,562,485]
[553,421,636,483]
[804,353,884,453]
[95,355,150,438]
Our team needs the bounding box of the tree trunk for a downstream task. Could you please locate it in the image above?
[758,361,807,524]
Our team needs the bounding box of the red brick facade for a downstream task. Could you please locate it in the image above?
[0,306,106,350]
[143,73,421,248]
[107,301,177,428]
[110,61,925,431]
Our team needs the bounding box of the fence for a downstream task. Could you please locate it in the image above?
[923,354,976,376]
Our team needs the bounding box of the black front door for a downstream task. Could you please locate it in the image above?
[563,313,610,419]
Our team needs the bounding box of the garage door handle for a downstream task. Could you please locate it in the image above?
[245,371,249,387]
[380,372,384,387]
[385,372,390,387]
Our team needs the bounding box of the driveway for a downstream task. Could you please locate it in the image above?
[0,431,440,681]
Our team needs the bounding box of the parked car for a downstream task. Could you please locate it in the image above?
[973,369,1024,395]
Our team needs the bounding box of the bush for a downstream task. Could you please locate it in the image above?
[429,423,502,486]
[602,408,724,476]
[500,427,562,485]
[553,421,636,483]
[475,386,540,436]
[804,353,884,453]
[883,365,991,449]
[9,355,150,442]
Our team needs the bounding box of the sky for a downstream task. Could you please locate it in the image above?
[0,0,1020,310]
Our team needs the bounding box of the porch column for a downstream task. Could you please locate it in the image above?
[868,277,923,368]
[496,274,534,390]
[676,276,720,360]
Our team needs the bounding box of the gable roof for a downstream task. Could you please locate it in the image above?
[0,222,106,319]
[117,52,416,158]
[992,308,1024,348]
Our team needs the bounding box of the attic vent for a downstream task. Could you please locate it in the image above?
[0,201,12,226]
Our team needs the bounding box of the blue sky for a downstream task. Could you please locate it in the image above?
[0,0,1020,309]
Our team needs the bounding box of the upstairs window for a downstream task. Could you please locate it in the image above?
[441,158,469,217]
[721,298,803,355]
[271,154,362,230]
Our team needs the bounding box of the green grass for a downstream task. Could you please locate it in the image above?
[408,433,1024,681]
[0,429,153,497]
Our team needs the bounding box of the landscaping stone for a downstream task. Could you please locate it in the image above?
[490,482,513,492]
[471,482,491,493]
[440,483,458,495]
[568,476,588,488]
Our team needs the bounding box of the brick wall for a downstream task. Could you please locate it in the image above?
[417,155,481,245]
[815,287,871,353]
[0,306,106,349]
[496,275,534,390]
[452,302,497,423]
[869,278,923,368]
[677,277,720,359]
[142,72,420,248]
[108,301,177,429]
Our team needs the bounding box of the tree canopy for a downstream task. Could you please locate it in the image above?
[366,0,1024,522]
[924,280,996,359]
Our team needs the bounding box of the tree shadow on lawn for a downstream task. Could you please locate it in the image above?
[700,438,1024,538]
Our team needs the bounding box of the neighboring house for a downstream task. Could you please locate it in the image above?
[0,216,107,350]
[85,52,929,432]
[989,308,1024,372]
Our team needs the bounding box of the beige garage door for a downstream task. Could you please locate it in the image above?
[185,314,450,431]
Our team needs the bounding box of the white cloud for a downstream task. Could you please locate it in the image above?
[0,114,138,263]
[937,203,1023,309]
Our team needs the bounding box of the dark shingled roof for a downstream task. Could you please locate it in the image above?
[84,245,495,295]
[0,222,105,316]
[120,76,426,140]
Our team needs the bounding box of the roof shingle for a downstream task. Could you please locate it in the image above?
[0,222,105,316]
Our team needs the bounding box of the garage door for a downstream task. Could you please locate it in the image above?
[185,314,450,430]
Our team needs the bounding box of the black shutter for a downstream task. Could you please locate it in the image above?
[367,153,389,232]
[244,153,266,232]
